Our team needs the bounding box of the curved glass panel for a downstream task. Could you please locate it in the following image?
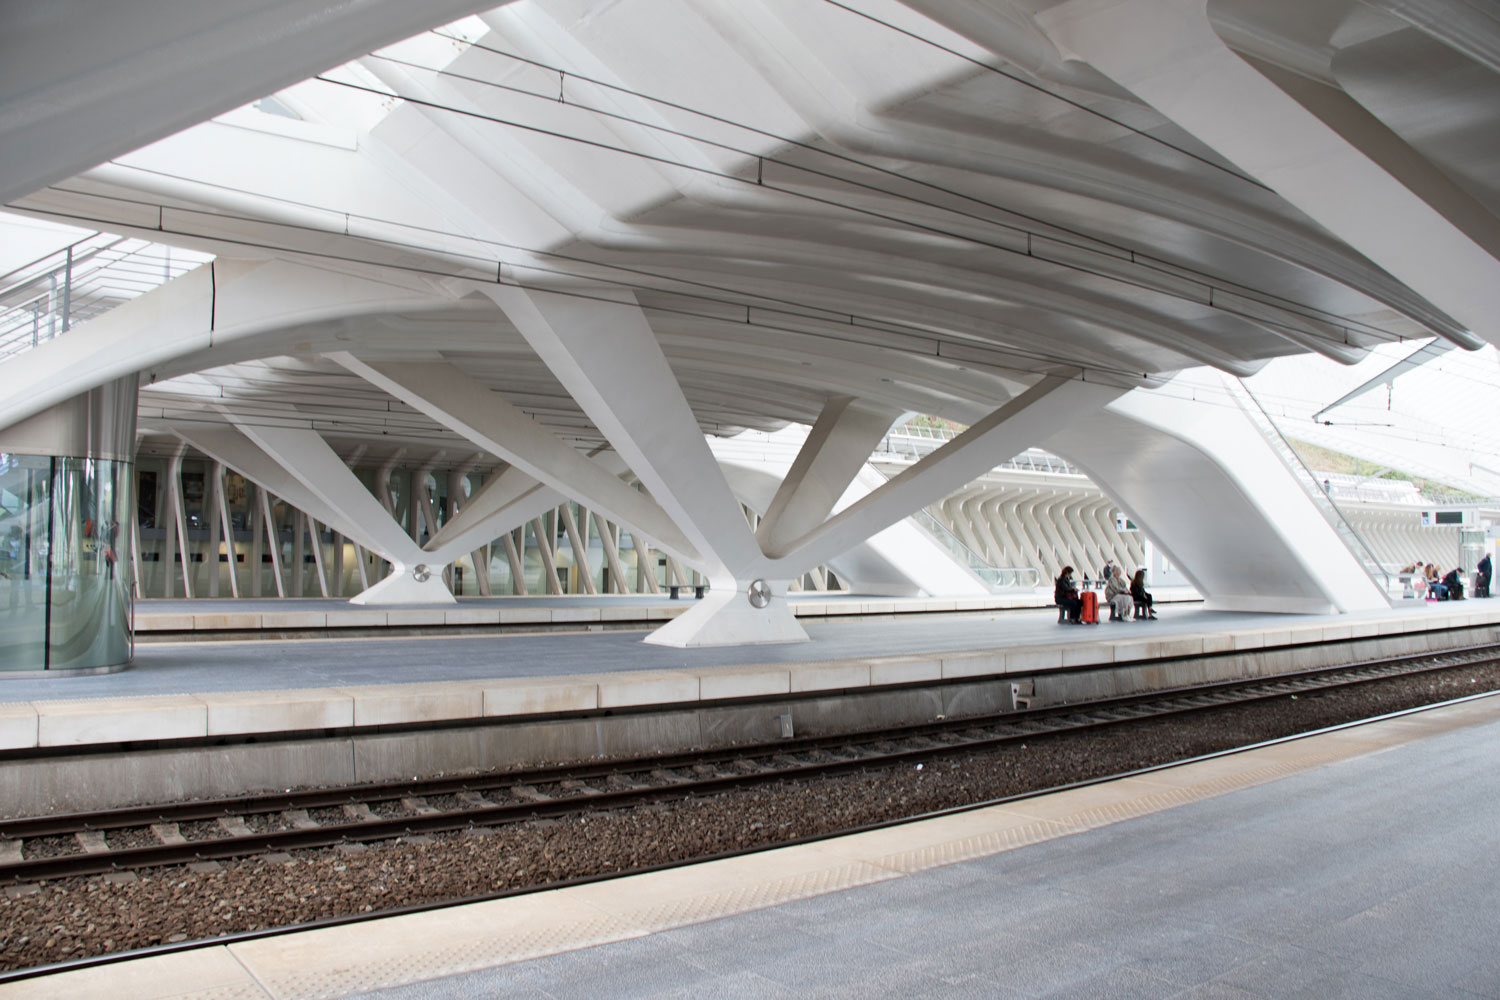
[0,455,51,669]
[0,454,132,671]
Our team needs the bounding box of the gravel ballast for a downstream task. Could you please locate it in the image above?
[3,662,1498,974]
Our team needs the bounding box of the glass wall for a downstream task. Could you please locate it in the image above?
[0,454,132,672]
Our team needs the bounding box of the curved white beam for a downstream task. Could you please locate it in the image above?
[1035,0,1499,348]
[0,259,456,434]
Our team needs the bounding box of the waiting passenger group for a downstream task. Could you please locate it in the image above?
[1402,554,1492,601]
[1054,561,1156,625]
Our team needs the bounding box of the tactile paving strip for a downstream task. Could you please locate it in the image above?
[245,913,638,1000]
[865,820,1076,875]
[608,860,899,935]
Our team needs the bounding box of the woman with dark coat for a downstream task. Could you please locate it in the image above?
[1055,566,1083,624]
[1130,569,1157,619]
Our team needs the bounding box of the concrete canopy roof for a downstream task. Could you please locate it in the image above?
[4,0,1498,462]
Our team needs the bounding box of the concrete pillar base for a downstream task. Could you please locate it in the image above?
[644,581,807,646]
[349,567,456,605]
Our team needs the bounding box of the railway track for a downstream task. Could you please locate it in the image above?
[3,642,1497,885]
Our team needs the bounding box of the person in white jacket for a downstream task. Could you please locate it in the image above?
[1104,566,1133,622]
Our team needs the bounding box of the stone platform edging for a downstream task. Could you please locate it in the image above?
[3,606,1497,754]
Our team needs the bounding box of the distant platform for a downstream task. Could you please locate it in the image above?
[131,588,1202,635]
[0,597,1496,756]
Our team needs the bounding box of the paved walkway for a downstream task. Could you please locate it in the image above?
[346,697,1500,999]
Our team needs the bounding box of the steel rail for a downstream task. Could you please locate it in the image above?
[5,686,1497,988]
[2,642,1496,884]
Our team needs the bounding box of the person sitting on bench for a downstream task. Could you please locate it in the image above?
[1055,566,1083,624]
[1130,568,1157,619]
[1442,566,1465,601]
[1426,563,1447,600]
[1104,565,1133,621]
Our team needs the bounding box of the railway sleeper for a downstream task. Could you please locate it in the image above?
[281,810,320,830]
[75,831,109,855]
[151,823,186,845]
[456,793,494,808]
[216,817,253,838]
[509,784,552,802]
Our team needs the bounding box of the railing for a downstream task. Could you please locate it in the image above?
[878,425,1085,477]
[975,565,1041,589]
[909,505,1040,591]
[877,425,956,461]
[997,448,1085,476]
[0,233,212,361]
[866,463,1039,592]
[1227,377,1394,595]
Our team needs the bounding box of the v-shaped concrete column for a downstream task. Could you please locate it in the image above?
[166,418,454,604]
[420,466,567,568]
[487,285,807,646]
[490,280,1131,647]
[329,352,698,567]
[761,375,1125,575]
[756,397,902,555]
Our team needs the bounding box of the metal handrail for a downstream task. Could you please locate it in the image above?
[868,464,1039,591]
[879,425,1086,478]
[0,233,124,299]
[1228,377,1393,594]
[0,234,212,361]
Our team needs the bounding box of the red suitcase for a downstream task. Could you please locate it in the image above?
[1079,590,1099,624]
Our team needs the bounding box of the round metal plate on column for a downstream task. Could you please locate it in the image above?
[412,564,431,583]
[747,578,771,608]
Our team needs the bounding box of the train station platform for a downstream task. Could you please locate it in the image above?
[1,597,1498,759]
[129,590,1105,636]
[11,686,1500,998]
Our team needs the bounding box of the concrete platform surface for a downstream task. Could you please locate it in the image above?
[131,589,1203,633]
[1,600,1497,751]
[10,690,1499,999]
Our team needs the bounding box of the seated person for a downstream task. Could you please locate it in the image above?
[1054,566,1083,624]
[1130,569,1157,619]
[1426,563,1447,600]
[1104,566,1133,621]
[1442,567,1465,601]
